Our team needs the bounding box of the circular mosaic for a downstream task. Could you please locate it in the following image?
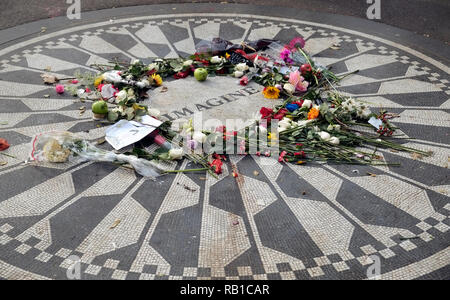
[0,11,449,280]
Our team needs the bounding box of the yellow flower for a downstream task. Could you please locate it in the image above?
[94,75,104,87]
[132,103,146,111]
[152,74,163,86]
[268,132,278,140]
[262,86,280,99]
[225,52,231,59]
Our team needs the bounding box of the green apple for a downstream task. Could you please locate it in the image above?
[92,100,108,119]
[194,68,208,81]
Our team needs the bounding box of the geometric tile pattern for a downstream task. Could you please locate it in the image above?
[0,12,449,280]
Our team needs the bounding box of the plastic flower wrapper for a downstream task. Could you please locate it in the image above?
[29,131,164,179]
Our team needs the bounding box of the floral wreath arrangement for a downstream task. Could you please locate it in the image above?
[28,37,430,179]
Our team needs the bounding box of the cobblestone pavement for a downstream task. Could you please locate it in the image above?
[0,4,449,280]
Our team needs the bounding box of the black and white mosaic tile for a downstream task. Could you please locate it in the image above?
[0,12,449,280]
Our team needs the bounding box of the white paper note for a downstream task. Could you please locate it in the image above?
[105,117,163,150]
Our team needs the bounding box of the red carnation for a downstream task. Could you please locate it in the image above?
[278,151,288,162]
[209,159,223,175]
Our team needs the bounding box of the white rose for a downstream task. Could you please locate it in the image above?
[283,83,295,95]
[235,63,249,72]
[302,100,313,109]
[169,148,184,160]
[278,119,292,129]
[210,56,223,64]
[127,89,135,97]
[183,60,193,66]
[192,131,207,143]
[327,124,341,131]
[329,137,340,145]
[234,71,244,78]
[132,59,140,65]
[318,131,331,141]
[136,80,150,88]
[148,63,159,71]
[115,90,127,102]
[147,108,161,118]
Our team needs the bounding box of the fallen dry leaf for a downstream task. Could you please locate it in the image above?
[160,86,168,93]
[411,152,423,160]
[367,172,377,177]
[41,73,59,84]
[253,170,259,176]
[330,43,341,50]
[110,219,121,229]
[0,161,7,166]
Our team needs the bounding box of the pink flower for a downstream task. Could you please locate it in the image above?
[71,80,79,84]
[288,71,309,92]
[278,151,288,162]
[288,37,306,50]
[239,76,249,86]
[55,84,65,94]
[280,48,293,64]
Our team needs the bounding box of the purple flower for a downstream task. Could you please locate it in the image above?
[187,139,198,150]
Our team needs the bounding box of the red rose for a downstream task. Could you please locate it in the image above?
[259,107,273,119]
[292,100,304,107]
[273,108,288,120]
[173,70,190,79]
[0,138,10,151]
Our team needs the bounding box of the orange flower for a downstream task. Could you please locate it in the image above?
[262,86,280,99]
[307,107,320,120]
